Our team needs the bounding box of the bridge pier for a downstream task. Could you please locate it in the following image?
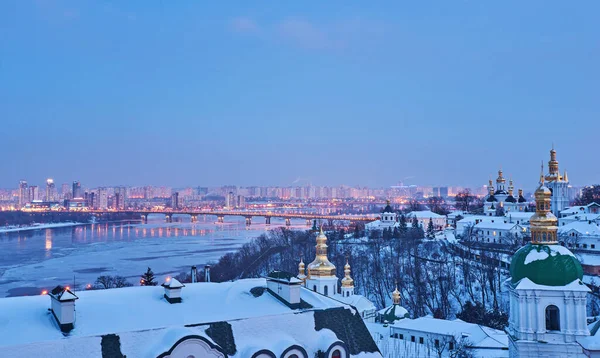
[165,214,173,223]
[217,215,224,224]
[141,214,148,224]
[191,214,198,223]
[245,216,252,226]
[265,217,271,225]
[285,218,291,227]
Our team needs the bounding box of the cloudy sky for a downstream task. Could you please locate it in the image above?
[1,1,598,190]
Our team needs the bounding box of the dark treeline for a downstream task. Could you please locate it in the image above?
[0,211,141,226]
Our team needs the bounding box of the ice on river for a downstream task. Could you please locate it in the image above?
[0,215,308,297]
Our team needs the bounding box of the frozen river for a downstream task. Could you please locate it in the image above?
[0,214,308,297]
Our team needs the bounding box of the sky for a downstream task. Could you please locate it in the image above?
[1,1,599,190]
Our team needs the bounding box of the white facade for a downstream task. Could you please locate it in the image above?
[405,211,446,230]
[507,279,590,357]
[305,276,338,297]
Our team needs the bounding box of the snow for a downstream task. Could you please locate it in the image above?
[0,222,83,233]
[558,221,600,237]
[514,277,590,292]
[524,244,575,265]
[163,278,184,288]
[405,211,444,219]
[474,222,518,230]
[0,278,346,349]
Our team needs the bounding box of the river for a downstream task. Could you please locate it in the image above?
[0,214,308,297]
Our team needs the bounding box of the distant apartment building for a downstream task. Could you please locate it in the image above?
[171,192,179,209]
[97,188,108,209]
[45,178,56,202]
[72,181,82,199]
[61,183,71,200]
[113,186,126,209]
[28,186,40,201]
[225,192,235,209]
[18,180,29,208]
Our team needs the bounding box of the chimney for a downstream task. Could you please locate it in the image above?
[162,278,185,304]
[49,285,78,333]
[205,265,211,283]
[191,266,197,283]
[266,271,302,309]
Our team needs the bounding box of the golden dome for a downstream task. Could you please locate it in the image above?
[341,259,354,288]
[392,283,401,305]
[496,169,506,183]
[530,165,558,244]
[307,227,336,278]
[298,257,307,282]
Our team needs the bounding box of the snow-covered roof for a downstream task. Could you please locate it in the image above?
[558,221,600,236]
[391,317,507,349]
[405,211,444,219]
[334,294,376,313]
[562,206,588,215]
[474,222,519,231]
[49,286,78,301]
[504,212,534,220]
[513,277,590,292]
[162,278,185,289]
[0,279,382,358]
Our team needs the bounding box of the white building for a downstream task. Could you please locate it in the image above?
[405,210,446,230]
[507,169,592,357]
[365,202,398,231]
[472,221,525,244]
[390,317,508,358]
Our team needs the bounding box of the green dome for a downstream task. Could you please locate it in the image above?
[510,244,583,286]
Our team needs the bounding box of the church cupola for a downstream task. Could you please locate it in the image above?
[297,257,307,284]
[162,277,185,304]
[517,189,527,203]
[377,282,409,324]
[507,162,589,357]
[341,258,355,297]
[392,284,401,305]
[496,168,507,193]
[546,146,561,181]
[305,228,338,296]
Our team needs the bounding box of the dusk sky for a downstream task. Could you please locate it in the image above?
[1,1,598,190]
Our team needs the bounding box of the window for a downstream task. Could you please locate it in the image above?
[449,342,454,350]
[324,285,328,296]
[546,305,560,331]
[584,244,588,249]
[346,291,349,297]
[313,285,316,292]
[289,355,299,358]
[435,339,439,348]
[399,334,404,340]
[411,336,415,342]
[592,244,596,249]
[332,350,341,358]
[419,337,424,344]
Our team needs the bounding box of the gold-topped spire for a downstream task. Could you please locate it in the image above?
[496,168,506,184]
[488,179,494,195]
[341,258,354,288]
[392,281,401,305]
[546,146,561,182]
[306,227,336,278]
[530,161,558,245]
[508,178,514,196]
[564,170,569,183]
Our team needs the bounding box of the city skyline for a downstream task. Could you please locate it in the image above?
[1,1,599,188]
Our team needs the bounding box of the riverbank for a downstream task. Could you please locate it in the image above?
[0,222,84,234]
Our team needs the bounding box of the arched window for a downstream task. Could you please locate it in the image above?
[289,355,298,358]
[324,285,328,296]
[346,291,349,297]
[332,350,342,358]
[546,305,560,331]
[313,285,316,292]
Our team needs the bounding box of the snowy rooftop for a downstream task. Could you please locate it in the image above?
[474,222,520,230]
[558,221,600,236]
[391,317,508,349]
[514,277,590,292]
[405,211,445,219]
[0,278,383,357]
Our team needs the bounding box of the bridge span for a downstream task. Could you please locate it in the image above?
[86,210,377,226]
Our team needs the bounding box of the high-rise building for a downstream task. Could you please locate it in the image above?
[85,192,95,208]
[61,183,71,200]
[225,192,235,208]
[114,186,126,209]
[97,188,108,209]
[45,178,56,202]
[18,180,29,208]
[28,186,40,201]
[171,192,179,209]
[236,195,245,208]
[72,181,82,199]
